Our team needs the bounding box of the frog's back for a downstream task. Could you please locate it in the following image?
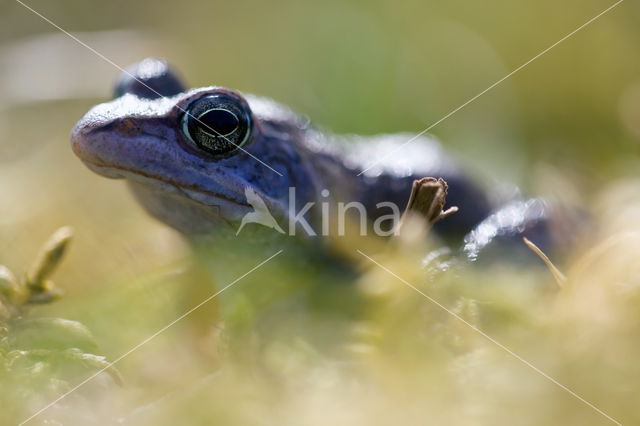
[253,102,497,238]
[254,102,556,253]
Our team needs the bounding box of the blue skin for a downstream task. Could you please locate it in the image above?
[71,58,552,259]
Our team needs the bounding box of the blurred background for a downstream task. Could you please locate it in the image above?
[1,0,640,424]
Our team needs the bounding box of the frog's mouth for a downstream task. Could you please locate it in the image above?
[84,161,254,211]
[93,163,251,208]
[82,161,289,229]
[73,139,254,215]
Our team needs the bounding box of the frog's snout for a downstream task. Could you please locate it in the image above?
[70,114,96,164]
[72,115,138,152]
[71,109,136,179]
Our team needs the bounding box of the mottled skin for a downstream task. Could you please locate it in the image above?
[72,58,551,257]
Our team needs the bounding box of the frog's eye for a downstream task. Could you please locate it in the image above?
[114,58,185,99]
[181,94,253,156]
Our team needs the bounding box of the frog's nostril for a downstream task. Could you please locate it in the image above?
[112,117,142,137]
[120,117,138,128]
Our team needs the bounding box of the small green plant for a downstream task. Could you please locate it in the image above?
[0,227,121,424]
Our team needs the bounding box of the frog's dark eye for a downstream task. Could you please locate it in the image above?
[181,94,253,156]
[114,58,185,99]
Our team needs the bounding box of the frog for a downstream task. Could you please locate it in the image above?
[71,58,556,261]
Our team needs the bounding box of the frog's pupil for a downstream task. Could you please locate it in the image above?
[197,109,239,136]
[182,94,253,156]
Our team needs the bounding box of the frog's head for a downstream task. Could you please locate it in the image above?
[71,58,317,234]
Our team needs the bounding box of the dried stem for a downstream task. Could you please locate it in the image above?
[396,177,458,235]
[523,237,566,288]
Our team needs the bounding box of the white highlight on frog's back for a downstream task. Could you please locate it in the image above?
[236,187,285,235]
[463,199,546,260]
[245,94,307,127]
[344,133,459,178]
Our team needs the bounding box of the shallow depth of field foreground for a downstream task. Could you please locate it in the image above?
[2,182,640,425]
